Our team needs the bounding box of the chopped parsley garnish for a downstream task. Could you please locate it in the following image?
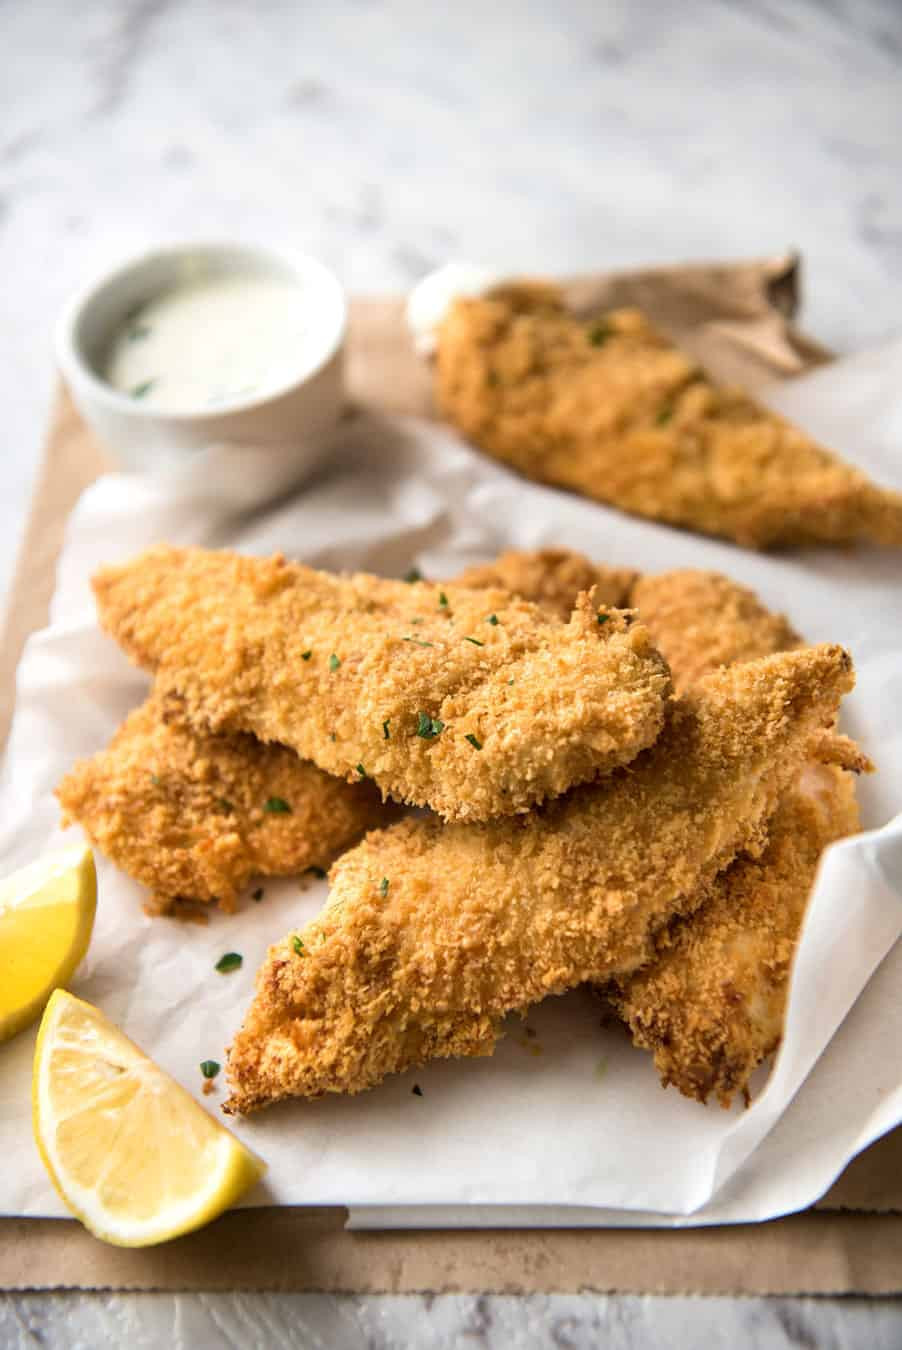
[463,636,484,647]
[412,1084,423,1096]
[356,763,368,777]
[403,636,434,647]
[587,322,612,347]
[416,711,445,739]
[379,877,390,896]
[149,773,161,786]
[130,378,156,399]
[301,650,312,661]
[487,370,499,387]
[215,952,242,974]
[487,614,499,625]
[508,678,515,685]
[404,567,422,583]
[383,719,391,739]
[292,935,305,955]
[438,592,449,608]
[252,887,264,902]
[465,733,482,750]
[264,796,292,814]
[655,404,673,426]
[410,617,424,625]
[306,865,327,879]
[200,1060,220,1079]
[329,653,341,671]
[217,798,234,813]
[597,612,610,625]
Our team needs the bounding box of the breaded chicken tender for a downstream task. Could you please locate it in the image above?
[454,548,637,620]
[435,285,902,550]
[609,762,863,1107]
[92,546,672,823]
[225,645,854,1112]
[56,690,393,914]
[631,569,802,692]
[603,567,869,1107]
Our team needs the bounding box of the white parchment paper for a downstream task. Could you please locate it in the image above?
[1,342,901,1227]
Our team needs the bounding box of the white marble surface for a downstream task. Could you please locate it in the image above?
[3,0,902,1342]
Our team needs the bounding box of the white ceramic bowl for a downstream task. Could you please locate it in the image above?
[55,242,347,472]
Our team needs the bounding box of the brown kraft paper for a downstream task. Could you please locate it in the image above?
[0,253,899,1294]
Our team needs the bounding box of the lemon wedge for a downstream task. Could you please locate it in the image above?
[0,844,97,1043]
[33,990,265,1247]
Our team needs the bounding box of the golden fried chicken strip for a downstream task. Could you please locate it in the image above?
[604,568,869,1107]
[609,762,862,1106]
[92,546,672,823]
[225,645,854,1112]
[631,569,802,693]
[435,285,902,550]
[610,761,864,1107]
[454,549,637,621]
[56,690,393,914]
[59,546,633,912]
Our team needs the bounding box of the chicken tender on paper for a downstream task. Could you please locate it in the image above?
[93,546,672,823]
[454,549,637,621]
[225,645,854,1112]
[435,285,902,550]
[59,546,628,913]
[605,568,869,1107]
[56,690,393,914]
[609,763,863,1107]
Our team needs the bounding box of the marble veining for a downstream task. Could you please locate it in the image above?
[2,0,902,1341]
[2,1292,902,1348]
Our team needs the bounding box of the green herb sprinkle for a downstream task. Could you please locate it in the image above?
[416,711,445,739]
[587,322,612,347]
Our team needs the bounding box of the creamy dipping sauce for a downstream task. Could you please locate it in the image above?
[103,270,315,412]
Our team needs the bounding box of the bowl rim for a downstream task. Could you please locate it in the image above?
[54,240,348,424]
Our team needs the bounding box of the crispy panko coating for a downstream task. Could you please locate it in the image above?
[609,762,862,1107]
[92,546,672,823]
[454,548,637,620]
[631,569,802,693]
[604,567,870,1107]
[435,285,902,550]
[225,645,854,1112]
[56,690,393,914]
